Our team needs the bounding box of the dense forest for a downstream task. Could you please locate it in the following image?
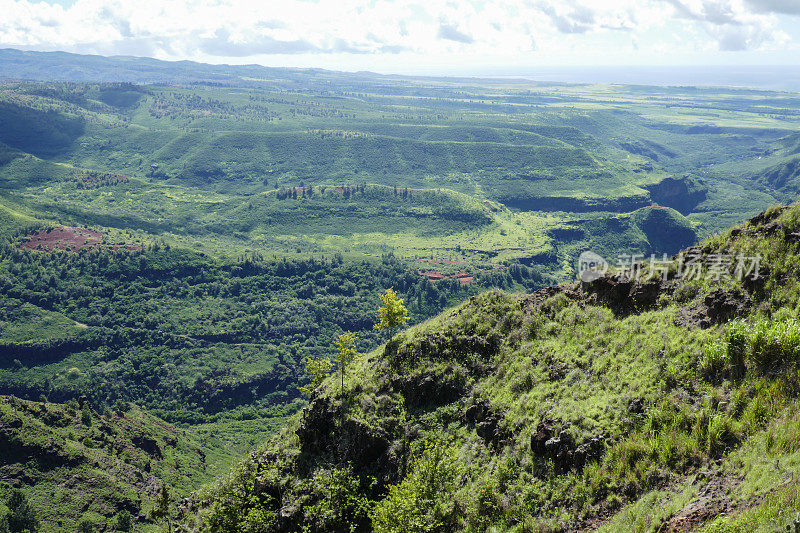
[2,49,800,531]
[0,236,546,432]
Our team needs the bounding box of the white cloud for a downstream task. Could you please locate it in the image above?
[437,23,475,44]
[744,0,800,15]
[0,0,794,69]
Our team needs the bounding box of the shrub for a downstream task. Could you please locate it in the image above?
[748,317,800,369]
[77,517,94,533]
[205,458,280,533]
[115,510,132,532]
[81,403,92,426]
[371,438,463,533]
[304,468,374,532]
[700,340,728,380]
[472,475,502,526]
[3,490,38,533]
[711,316,800,378]
[725,320,748,378]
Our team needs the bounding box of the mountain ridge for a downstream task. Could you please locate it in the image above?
[186,202,800,532]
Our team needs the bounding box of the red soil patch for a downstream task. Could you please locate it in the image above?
[74,170,130,190]
[452,271,474,285]
[419,270,447,281]
[418,269,474,285]
[19,227,142,253]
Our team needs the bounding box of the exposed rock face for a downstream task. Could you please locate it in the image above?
[702,289,751,327]
[132,435,162,459]
[678,288,752,329]
[296,397,398,486]
[582,277,669,316]
[522,285,583,310]
[644,176,707,215]
[501,194,651,214]
[530,419,604,472]
[389,369,467,410]
[530,420,554,456]
[464,399,510,449]
[747,205,787,227]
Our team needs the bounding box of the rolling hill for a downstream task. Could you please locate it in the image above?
[188,203,800,532]
[2,50,800,531]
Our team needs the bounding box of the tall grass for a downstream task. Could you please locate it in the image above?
[701,314,800,379]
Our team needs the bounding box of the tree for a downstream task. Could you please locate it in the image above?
[77,518,94,533]
[334,332,358,397]
[4,490,38,533]
[80,402,92,426]
[374,287,409,338]
[298,356,333,397]
[370,438,463,533]
[115,510,132,532]
[151,484,171,532]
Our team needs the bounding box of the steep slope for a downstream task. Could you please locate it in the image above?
[0,238,519,449]
[756,156,800,196]
[0,395,235,531]
[190,204,800,532]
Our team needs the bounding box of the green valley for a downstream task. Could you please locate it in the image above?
[1,49,800,531]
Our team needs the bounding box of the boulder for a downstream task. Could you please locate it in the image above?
[465,399,511,449]
[530,419,604,472]
[701,289,751,327]
[582,277,669,316]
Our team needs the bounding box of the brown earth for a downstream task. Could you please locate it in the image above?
[418,269,474,284]
[19,227,142,252]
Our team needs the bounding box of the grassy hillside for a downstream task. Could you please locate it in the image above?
[0,236,546,449]
[2,72,798,270]
[189,204,800,532]
[0,395,235,532]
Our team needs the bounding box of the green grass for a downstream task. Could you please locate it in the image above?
[190,202,800,532]
[0,302,85,344]
[4,63,800,531]
[0,395,237,532]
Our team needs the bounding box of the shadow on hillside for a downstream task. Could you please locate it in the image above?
[0,101,85,158]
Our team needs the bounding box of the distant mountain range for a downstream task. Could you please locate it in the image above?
[2,48,799,92]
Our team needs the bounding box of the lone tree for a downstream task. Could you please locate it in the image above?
[151,484,171,533]
[334,332,359,396]
[374,287,409,339]
[298,355,333,397]
[2,490,38,533]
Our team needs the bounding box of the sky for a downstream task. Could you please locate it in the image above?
[0,0,799,76]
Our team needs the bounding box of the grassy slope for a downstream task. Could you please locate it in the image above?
[190,203,800,532]
[2,78,798,271]
[0,395,236,532]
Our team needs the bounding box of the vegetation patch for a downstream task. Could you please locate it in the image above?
[18,226,141,252]
[188,203,800,532]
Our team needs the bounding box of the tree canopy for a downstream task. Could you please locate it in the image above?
[374,288,409,337]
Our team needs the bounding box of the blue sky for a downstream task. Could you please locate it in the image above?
[1,0,798,75]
